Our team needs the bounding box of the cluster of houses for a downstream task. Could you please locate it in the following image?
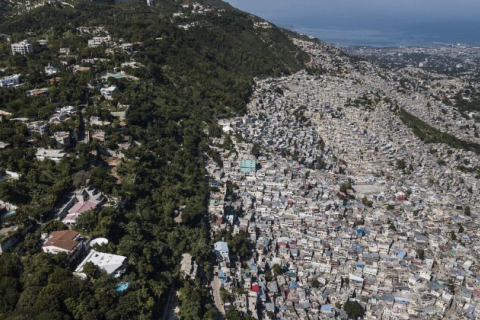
[172,3,217,18]
[42,229,126,278]
[344,44,480,81]
[0,26,143,164]
[172,3,226,30]
[1,5,480,317]
[0,27,141,280]
[40,185,126,278]
[205,39,480,319]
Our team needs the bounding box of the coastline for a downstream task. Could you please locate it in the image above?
[285,25,480,48]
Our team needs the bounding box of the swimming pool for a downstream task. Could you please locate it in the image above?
[0,210,15,221]
[115,282,129,292]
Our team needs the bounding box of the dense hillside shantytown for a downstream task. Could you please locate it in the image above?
[207,38,480,319]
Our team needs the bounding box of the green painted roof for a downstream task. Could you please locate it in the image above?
[103,72,126,80]
[240,159,256,172]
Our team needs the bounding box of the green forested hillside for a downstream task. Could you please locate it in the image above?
[0,0,308,319]
[399,108,480,154]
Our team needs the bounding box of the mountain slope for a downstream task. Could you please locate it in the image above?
[0,1,309,319]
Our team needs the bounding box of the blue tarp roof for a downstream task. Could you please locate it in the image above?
[321,305,332,311]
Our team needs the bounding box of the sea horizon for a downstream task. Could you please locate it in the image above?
[227,0,480,48]
[283,21,480,48]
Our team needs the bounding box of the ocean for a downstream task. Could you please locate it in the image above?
[227,1,480,47]
[290,21,480,47]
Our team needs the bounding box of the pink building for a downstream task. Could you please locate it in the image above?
[62,200,101,225]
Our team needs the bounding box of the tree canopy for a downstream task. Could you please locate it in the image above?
[0,0,308,318]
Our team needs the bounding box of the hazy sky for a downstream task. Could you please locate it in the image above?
[226,0,480,46]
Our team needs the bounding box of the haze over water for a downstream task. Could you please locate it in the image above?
[227,0,480,47]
